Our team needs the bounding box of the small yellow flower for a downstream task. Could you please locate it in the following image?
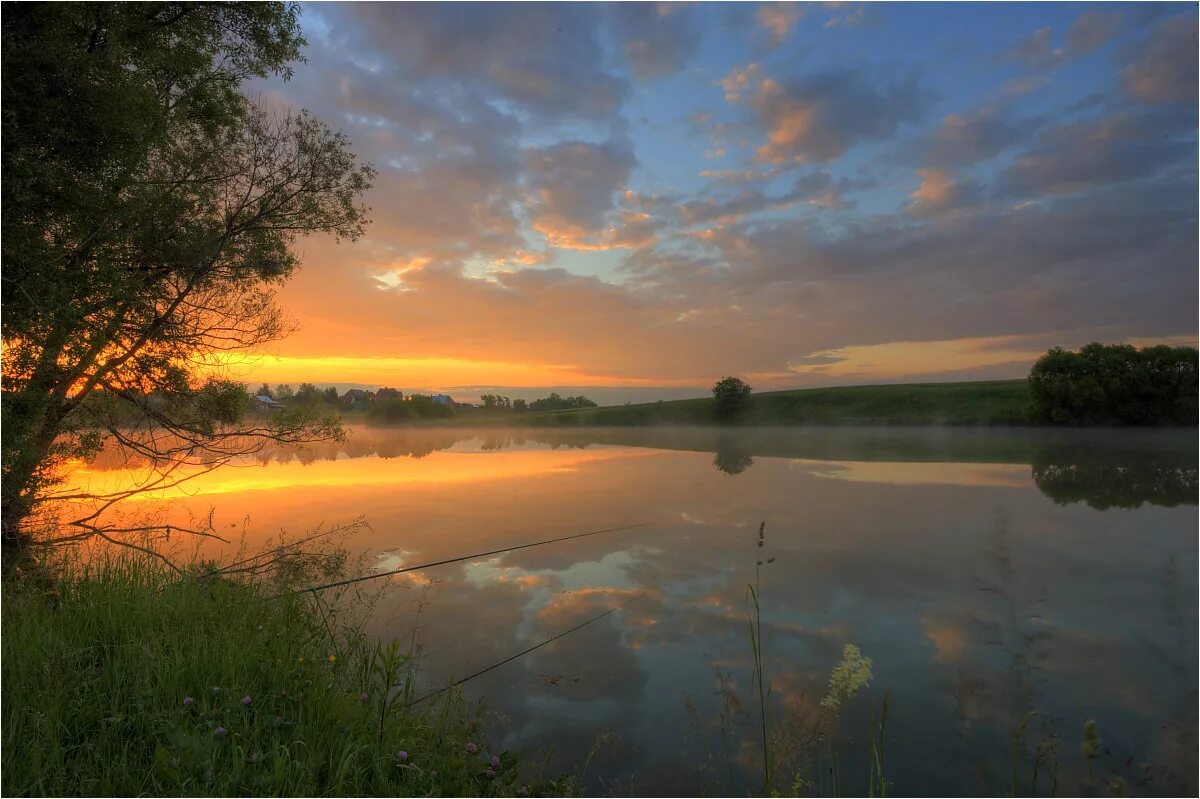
[328,655,337,664]
[297,656,305,664]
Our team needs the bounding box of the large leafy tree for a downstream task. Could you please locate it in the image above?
[711,376,753,421]
[1,3,375,558]
[1028,343,1197,426]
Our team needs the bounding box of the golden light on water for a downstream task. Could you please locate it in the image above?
[64,443,665,503]
[802,459,1032,488]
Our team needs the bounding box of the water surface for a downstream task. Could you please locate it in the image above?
[75,426,1198,796]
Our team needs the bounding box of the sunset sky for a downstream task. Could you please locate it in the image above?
[241,2,1198,403]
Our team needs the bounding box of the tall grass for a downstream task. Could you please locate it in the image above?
[735,522,889,797]
[1,553,534,796]
[747,521,773,794]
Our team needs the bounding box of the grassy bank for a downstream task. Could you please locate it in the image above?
[501,380,1034,427]
[1,555,535,797]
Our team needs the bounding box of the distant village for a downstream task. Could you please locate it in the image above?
[248,384,597,417]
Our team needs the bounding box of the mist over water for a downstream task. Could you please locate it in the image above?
[79,426,1198,795]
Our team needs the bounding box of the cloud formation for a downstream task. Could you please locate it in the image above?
[755,3,804,47]
[1120,14,1199,104]
[240,3,1197,398]
[723,65,931,163]
[524,140,639,249]
[608,4,701,80]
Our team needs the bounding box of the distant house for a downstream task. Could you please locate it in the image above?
[341,389,375,407]
[253,394,283,413]
[376,387,402,401]
[431,394,454,406]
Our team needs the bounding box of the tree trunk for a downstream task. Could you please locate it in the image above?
[1,388,67,568]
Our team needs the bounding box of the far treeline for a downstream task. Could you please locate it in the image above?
[253,343,1197,428]
[250,384,598,422]
[472,343,1198,428]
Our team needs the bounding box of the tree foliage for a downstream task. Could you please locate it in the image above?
[712,376,753,420]
[713,436,754,476]
[480,394,512,411]
[528,393,597,412]
[1028,343,1197,426]
[1,3,374,556]
[368,395,454,423]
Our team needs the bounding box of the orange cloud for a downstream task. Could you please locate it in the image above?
[756,3,804,46]
[774,335,1052,381]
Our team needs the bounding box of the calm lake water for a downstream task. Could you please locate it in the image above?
[76,426,1197,796]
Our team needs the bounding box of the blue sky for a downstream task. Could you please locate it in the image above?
[244,2,1198,401]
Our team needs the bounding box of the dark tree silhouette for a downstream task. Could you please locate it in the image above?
[1029,343,1197,426]
[1,4,374,560]
[712,376,753,421]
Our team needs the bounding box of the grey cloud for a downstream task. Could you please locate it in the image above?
[1002,106,1195,198]
[695,178,1197,349]
[676,171,854,226]
[735,67,933,163]
[607,4,701,81]
[1003,13,1121,71]
[524,140,638,245]
[915,105,1044,168]
[677,188,787,225]
[257,3,667,264]
[1003,27,1066,70]
[346,3,629,123]
[1066,11,1122,56]
[791,170,855,209]
[1121,14,1199,104]
[823,6,869,30]
[1002,75,1052,96]
[255,38,528,263]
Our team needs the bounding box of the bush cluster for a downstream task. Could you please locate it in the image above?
[1028,343,1197,426]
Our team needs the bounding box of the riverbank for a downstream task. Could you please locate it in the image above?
[1,554,534,797]
[468,380,1035,427]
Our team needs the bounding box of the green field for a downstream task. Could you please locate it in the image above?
[499,380,1035,427]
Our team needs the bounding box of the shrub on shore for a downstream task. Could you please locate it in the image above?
[1029,343,1198,426]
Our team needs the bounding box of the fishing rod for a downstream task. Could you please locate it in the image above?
[289,523,648,596]
[406,590,647,706]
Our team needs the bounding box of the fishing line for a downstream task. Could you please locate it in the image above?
[406,590,647,706]
[289,523,647,596]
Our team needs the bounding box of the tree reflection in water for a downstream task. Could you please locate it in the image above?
[1031,452,1197,510]
[713,435,754,476]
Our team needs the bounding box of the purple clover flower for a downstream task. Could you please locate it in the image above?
[485,768,496,779]
[518,786,529,797]
[214,726,228,737]
[490,755,500,769]
[241,695,252,706]
[397,751,409,763]
[465,741,478,754]
[183,696,194,706]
